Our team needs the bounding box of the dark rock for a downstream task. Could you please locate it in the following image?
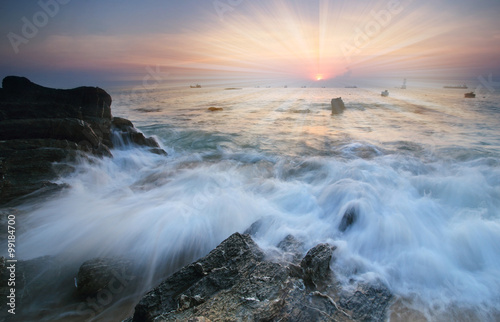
[129,233,392,322]
[339,206,358,232]
[300,243,336,290]
[76,257,134,298]
[277,234,305,264]
[207,107,223,111]
[0,76,165,205]
[339,283,393,321]
[1,76,112,120]
[111,117,166,154]
[331,97,346,114]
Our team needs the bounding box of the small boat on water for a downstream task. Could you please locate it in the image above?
[190,84,202,88]
[464,92,476,98]
[381,90,389,97]
[444,84,467,89]
[345,85,357,88]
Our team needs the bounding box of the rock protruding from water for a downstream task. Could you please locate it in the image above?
[0,76,165,204]
[339,206,358,232]
[112,117,166,155]
[76,257,135,298]
[129,233,392,322]
[331,97,346,114]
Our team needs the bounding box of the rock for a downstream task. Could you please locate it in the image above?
[76,257,134,298]
[339,206,357,232]
[340,283,393,321]
[111,117,165,154]
[207,107,223,111]
[277,234,305,264]
[300,243,336,290]
[129,233,392,322]
[331,97,346,114]
[0,76,165,205]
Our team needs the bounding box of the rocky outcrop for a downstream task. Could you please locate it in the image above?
[331,97,346,114]
[112,117,166,155]
[0,76,165,205]
[129,233,392,322]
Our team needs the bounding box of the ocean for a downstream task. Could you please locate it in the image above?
[13,86,500,320]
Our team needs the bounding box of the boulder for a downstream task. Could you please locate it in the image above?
[129,233,392,322]
[76,257,135,298]
[339,206,358,232]
[331,97,346,114]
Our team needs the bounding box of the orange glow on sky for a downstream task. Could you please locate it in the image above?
[1,1,499,87]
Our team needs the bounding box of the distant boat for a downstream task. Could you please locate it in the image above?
[345,85,357,88]
[464,92,476,98]
[444,84,467,89]
[284,85,288,88]
[190,84,201,88]
[401,78,407,89]
[381,90,389,97]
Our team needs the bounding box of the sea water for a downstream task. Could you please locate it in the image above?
[11,86,500,320]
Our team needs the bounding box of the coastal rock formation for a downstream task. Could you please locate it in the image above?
[0,76,165,205]
[331,97,346,114]
[128,233,392,322]
[76,257,135,298]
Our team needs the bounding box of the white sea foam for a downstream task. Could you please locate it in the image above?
[11,87,500,320]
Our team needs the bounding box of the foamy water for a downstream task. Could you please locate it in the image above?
[9,86,500,320]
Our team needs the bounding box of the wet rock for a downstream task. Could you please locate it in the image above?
[207,107,223,111]
[339,206,358,232]
[0,76,165,205]
[277,234,305,264]
[76,257,134,298]
[129,233,392,322]
[300,243,336,290]
[111,117,165,154]
[331,97,346,114]
[339,282,393,321]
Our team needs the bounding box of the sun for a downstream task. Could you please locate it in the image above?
[316,74,323,81]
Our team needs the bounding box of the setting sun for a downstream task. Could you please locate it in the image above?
[316,74,323,81]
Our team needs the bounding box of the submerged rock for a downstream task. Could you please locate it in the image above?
[128,233,392,322]
[0,76,165,205]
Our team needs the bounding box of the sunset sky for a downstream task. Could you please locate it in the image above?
[1,0,499,88]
